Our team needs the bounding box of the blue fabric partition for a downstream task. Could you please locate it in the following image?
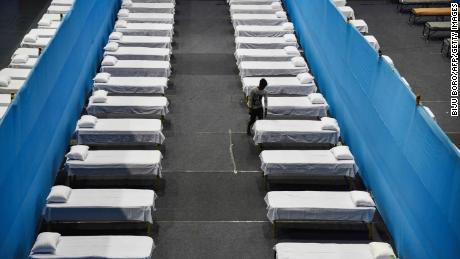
[284,0,460,258]
[0,0,120,258]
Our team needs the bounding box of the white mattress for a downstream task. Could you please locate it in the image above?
[0,80,24,94]
[38,21,61,29]
[111,35,172,49]
[0,68,31,80]
[132,0,175,2]
[338,6,355,20]
[66,150,163,178]
[260,149,357,177]
[230,4,282,14]
[29,28,57,38]
[274,243,376,259]
[76,118,165,146]
[239,60,308,77]
[13,48,40,58]
[267,96,328,117]
[235,48,299,63]
[242,76,317,96]
[0,106,7,119]
[47,5,71,14]
[43,188,157,223]
[265,191,376,223]
[364,35,380,51]
[101,60,171,77]
[252,120,340,145]
[232,13,288,26]
[51,0,74,6]
[333,0,347,7]
[87,96,169,117]
[104,47,171,61]
[236,36,298,49]
[350,19,368,34]
[30,235,153,259]
[235,25,294,37]
[21,37,51,48]
[42,13,62,21]
[93,77,168,95]
[0,94,11,106]
[9,58,38,69]
[123,3,175,13]
[119,12,175,24]
[115,23,174,37]
[229,0,280,5]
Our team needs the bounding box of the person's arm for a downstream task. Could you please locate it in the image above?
[264,91,268,117]
[247,90,253,109]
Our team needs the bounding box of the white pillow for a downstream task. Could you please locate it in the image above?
[109,32,123,40]
[122,0,133,7]
[330,146,353,160]
[275,11,287,18]
[296,72,313,84]
[369,242,396,259]
[46,186,72,203]
[101,55,118,66]
[350,191,375,207]
[93,72,111,83]
[118,8,130,17]
[283,34,297,43]
[291,57,306,67]
[11,54,29,64]
[24,33,38,43]
[38,17,52,27]
[308,93,325,104]
[104,42,119,52]
[0,74,11,87]
[284,46,299,55]
[271,2,282,9]
[282,22,294,30]
[66,145,89,161]
[320,117,339,131]
[31,232,61,254]
[91,90,108,103]
[77,115,98,128]
[115,20,128,28]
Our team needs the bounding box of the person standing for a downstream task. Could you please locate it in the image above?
[247,79,268,135]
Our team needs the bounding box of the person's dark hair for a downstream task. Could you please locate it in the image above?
[258,78,267,90]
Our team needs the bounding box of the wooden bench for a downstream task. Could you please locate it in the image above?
[409,7,451,23]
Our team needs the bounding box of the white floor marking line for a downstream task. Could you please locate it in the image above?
[228,129,238,174]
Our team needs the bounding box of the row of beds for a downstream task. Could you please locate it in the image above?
[228,0,399,258]
[25,0,178,258]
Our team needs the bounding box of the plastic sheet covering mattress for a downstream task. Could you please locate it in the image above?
[235,48,300,63]
[87,96,169,118]
[21,37,51,49]
[235,25,294,37]
[66,150,163,178]
[118,12,175,24]
[267,96,328,117]
[265,191,375,222]
[242,76,317,96]
[76,118,165,146]
[51,0,74,6]
[122,3,175,13]
[239,60,308,77]
[364,35,380,51]
[350,19,368,34]
[110,35,172,49]
[115,23,174,37]
[236,36,298,49]
[29,235,154,259]
[13,48,40,58]
[252,120,340,145]
[47,5,72,14]
[260,149,357,177]
[93,76,168,95]
[232,13,288,26]
[274,242,380,259]
[9,58,38,69]
[229,0,281,5]
[0,68,31,80]
[101,60,171,77]
[338,6,355,20]
[104,47,171,61]
[230,4,283,14]
[29,28,57,38]
[0,80,24,94]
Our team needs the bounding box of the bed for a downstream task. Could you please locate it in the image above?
[265,190,376,223]
[229,0,281,5]
[51,0,74,5]
[0,106,7,119]
[104,45,171,61]
[0,68,31,80]
[252,118,340,145]
[13,48,40,58]
[274,242,396,259]
[235,36,298,49]
[21,37,51,49]
[93,76,168,95]
[29,28,57,38]
[230,4,283,14]
[338,6,355,20]
[42,187,157,223]
[423,21,450,39]
[238,59,308,77]
[350,19,368,34]
[122,2,175,13]
[29,233,154,259]
[115,22,174,37]
[118,10,175,24]
[231,13,288,26]
[47,5,71,15]
[76,118,165,146]
[333,0,347,7]
[266,96,328,117]
[0,94,11,106]
[9,57,38,69]
[66,149,163,179]
[235,24,294,37]
[260,147,357,177]
[100,58,171,77]
[364,35,380,51]
[109,34,172,49]
[235,47,300,63]
[0,79,24,94]
[87,96,169,118]
[242,75,317,96]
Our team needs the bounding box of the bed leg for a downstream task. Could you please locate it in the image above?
[147,223,153,236]
[272,222,277,239]
[347,177,354,190]
[264,175,270,191]
[155,175,160,190]
[367,222,374,240]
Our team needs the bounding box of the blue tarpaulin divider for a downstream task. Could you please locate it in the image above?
[283,0,460,258]
[0,0,120,258]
